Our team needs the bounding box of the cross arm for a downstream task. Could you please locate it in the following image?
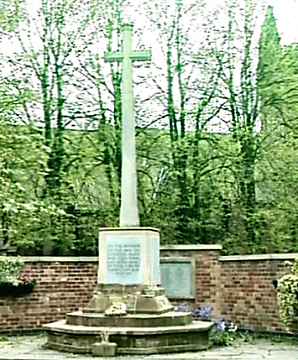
[130,50,151,62]
[104,50,152,63]
[104,52,123,62]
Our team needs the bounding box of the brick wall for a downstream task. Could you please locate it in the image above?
[0,250,297,333]
[218,255,295,333]
[0,259,97,332]
[160,249,297,333]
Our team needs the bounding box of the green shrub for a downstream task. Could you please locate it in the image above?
[0,256,25,285]
[277,259,298,328]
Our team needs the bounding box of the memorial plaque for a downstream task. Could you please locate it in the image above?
[160,258,195,299]
[106,236,142,284]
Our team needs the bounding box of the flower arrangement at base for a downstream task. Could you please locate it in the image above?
[175,303,238,346]
[277,258,298,332]
[0,256,36,297]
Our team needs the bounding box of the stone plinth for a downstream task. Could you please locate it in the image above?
[85,284,173,314]
[97,228,160,285]
[67,311,192,327]
[44,227,214,355]
[45,319,213,355]
[85,228,174,315]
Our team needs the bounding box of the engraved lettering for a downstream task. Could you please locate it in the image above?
[107,243,141,276]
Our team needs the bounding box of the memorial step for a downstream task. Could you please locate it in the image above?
[66,310,192,327]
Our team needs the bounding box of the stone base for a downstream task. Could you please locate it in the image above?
[44,226,214,355]
[44,319,213,355]
[85,284,173,314]
[92,342,117,357]
[67,310,192,327]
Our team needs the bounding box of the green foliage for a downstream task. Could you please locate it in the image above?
[0,0,297,256]
[210,327,236,347]
[277,259,298,328]
[0,256,24,285]
[0,0,23,32]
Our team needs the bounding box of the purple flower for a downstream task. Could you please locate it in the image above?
[193,305,213,320]
[175,303,190,312]
[216,319,226,332]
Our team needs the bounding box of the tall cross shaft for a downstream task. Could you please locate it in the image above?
[105,23,151,227]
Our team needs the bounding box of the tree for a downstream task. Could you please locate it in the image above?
[0,78,47,252]
[0,0,110,253]
[3,0,101,198]
[215,0,264,250]
[255,6,298,252]
[140,0,230,243]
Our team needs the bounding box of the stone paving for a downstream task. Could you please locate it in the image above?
[0,334,298,360]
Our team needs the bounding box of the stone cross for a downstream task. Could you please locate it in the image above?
[105,23,151,227]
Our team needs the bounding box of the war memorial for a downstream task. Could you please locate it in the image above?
[44,23,213,356]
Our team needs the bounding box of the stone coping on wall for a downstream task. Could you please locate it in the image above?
[16,245,223,262]
[21,256,99,262]
[160,245,222,251]
[12,250,298,263]
[220,253,298,262]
